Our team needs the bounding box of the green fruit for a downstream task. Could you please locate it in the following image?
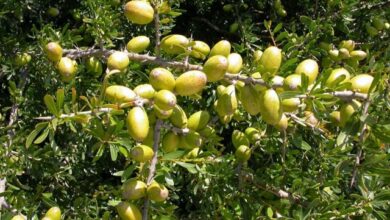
[281,98,300,112]
[86,57,103,77]
[11,215,25,220]
[284,74,302,91]
[45,207,61,220]
[349,74,374,94]
[127,36,150,53]
[217,85,237,115]
[183,131,203,149]
[131,145,154,162]
[185,147,200,158]
[147,182,169,202]
[339,100,361,127]
[240,85,261,115]
[325,68,350,87]
[188,111,210,131]
[203,55,229,82]
[47,7,59,17]
[169,105,187,128]
[105,85,136,104]
[14,53,31,67]
[175,70,207,96]
[161,34,189,54]
[45,42,63,62]
[258,46,282,79]
[366,24,378,36]
[134,84,155,99]
[124,1,154,25]
[277,8,287,17]
[350,50,367,61]
[329,111,341,126]
[209,40,231,57]
[244,127,261,144]
[153,104,173,119]
[273,113,288,131]
[339,48,350,59]
[372,17,386,31]
[219,114,233,124]
[198,126,215,138]
[227,53,243,74]
[162,132,180,153]
[319,42,332,51]
[149,67,175,91]
[229,22,239,33]
[122,179,147,200]
[116,202,142,220]
[127,107,149,141]
[339,40,355,52]
[223,4,233,12]
[253,50,263,63]
[235,145,251,162]
[295,59,319,85]
[107,51,130,71]
[259,89,282,125]
[57,57,77,82]
[154,90,176,110]
[190,41,210,60]
[232,130,250,149]
[142,128,154,146]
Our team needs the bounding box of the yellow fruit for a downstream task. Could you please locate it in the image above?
[126,36,150,53]
[134,84,155,99]
[209,40,231,57]
[232,130,250,148]
[57,57,77,82]
[217,85,226,97]
[329,111,341,126]
[11,215,25,220]
[185,147,200,158]
[131,145,154,162]
[161,34,189,54]
[187,111,210,131]
[15,53,31,67]
[283,74,302,91]
[258,46,282,79]
[350,50,367,61]
[281,98,300,112]
[183,131,203,149]
[235,145,251,162]
[169,105,187,128]
[349,74,374,94]
[328,49,340,61]
[325,68,350,87]
[153,104,173,119]
[227,53,243,74]
[175,70,207,96]
[219,114,233,124]
[339,40,355,52]
[147,182,169,202]
[45,207,61,220]
[86,57,103,77]
[42,217,51,220]
[190,41,210,60]
[217,85,237,115]
[154,90,176,110]
[203,55,229,82]
[244,127,261,144]
[122,179,147,200]
[124,1,154,25]
[116,201,142,220]
[295,59,319,85]
[47,7,59,17]
[273,113,288,131]
[240,85,261,115]
[162,132,180,153]
[339,48,350,59]
[253,50,263,63]
[259,89,282,125]
[339,100,361,127]
[149,67,175,91]
[127,107,149,141]
[107,51,130,71]
[105,85,137,104]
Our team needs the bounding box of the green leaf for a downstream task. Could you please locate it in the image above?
[93,143,105,162]
[273,23,283,33]
[292,137,311,151]
[176,162,197,174]
[109,144,119,161]
[121,164,136,182]
[162,150,186,160]
[44,94,59,117]
[279,91,303,100]
[56,88,65,109]
[33,127,50,144]
[26,122,48,148]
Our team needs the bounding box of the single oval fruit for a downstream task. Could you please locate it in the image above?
[329,111,341,126]
[175,70,207,96]
[127,107,149,141]
[45,207,61,220]
[45,42,62,62]
[190,41,210,60]
[185,147,200,159]
[209,40,231,57]
[281,98,300,112]
[273,113,288,131]
[203,55,229,82]
[227,53,243,74]
[217,85,237,115]
[124,1,154,25]
[169,105,187,128]
[259,89,282,125]
[134,84,155,99]
[127,36,150,53]
[131,145,154,162]
[188,111,210,131]
[244,127,261,144]
[339,48,350,59]
[229,22,239,33]
[11,215,25,220]
[122,179,147,200]
[328,49,340,61]
[339,100,361,127]
[147,182,169,202]
[161,34,189,54]
[47,7,59,17]
[235,145,251,162]
[339,40,355,52]
[295,59,319,85]
[86,57,103,77]
[162,132,180,153]
[198,126,215,138]
[57,57,77,82]
[105,85,137,104]
[107,51,130,71]
[253,50,263,63]
[116,202,142,220]
[153,104,173,119]
[183,131,203,149]
[259,46,282,78]
[350,74,374,94]
[240,85,261,115]
[283,74,302,91]
[154,90,177,110]
[325,68,350,88]
[232,130,250,149]
[350,50,367,61]
[223,4,233,12]
[149,67,175,91]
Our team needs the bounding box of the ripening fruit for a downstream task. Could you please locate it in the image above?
[127,107,149,142]
[281,98,300,112]
[284,74,302,91]
[105,85,136,104]
[328,49,340,61]
[203,55,229,82]
[339,40,355,52]
[45,42,63,62]
[122,179,147,200]
[339,100,361,127]
[253,50,263,63]
[329,111,341,126]
[153,104,173,119]
[217,85,237,115]
[245,127,261,144]
[175,70,207,96]
[127,36,150,53]
[169,105,188,128]
[47,7,59,17]
[11,215,25,220]
[14,53,31,67]
[147,182,169,202]
[131,145,154,162]
[349,74,374,94]
[232,130,250,149]
[240,85,261,115]
[162,132,180,153]
[350,50,367,61]
[259,89,282,125]
[273,113,288,131]
[209,40,231,57]
[116,202,142,220]
[154,90,177,110]
[187,111,210,131]
[149,67,175,91]
[86,57,103,77]
[295,59,319,85]
[124,1,154,25]
[190,41,210,60]
[338,48,350,59]
[45,207,61,220]
[258,46,282,79]
[161,34,189,54]
[57,57,77,82]
[134,84,155,99]
[235,145,251,162]
[183,130,203,149]
[107,51,130,71]
[227,53,243,74]
[325,68,350,88]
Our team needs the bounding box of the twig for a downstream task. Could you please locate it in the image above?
[192,17,236,37]
[34,108,114,120]
[151,1,161,58]
[351,0,390,12]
